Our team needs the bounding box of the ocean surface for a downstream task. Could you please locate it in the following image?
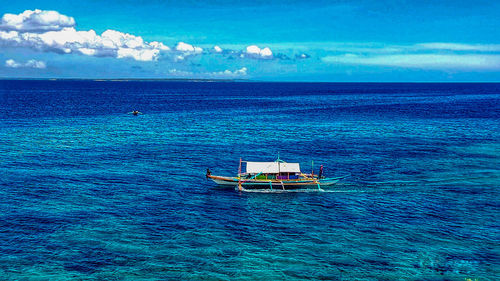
[0,81,498,280]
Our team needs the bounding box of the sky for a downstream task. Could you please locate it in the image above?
[1,0,500,81]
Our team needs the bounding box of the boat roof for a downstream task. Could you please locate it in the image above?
[246,161,301,174]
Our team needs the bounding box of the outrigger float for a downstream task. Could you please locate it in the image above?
[206,157,347,191]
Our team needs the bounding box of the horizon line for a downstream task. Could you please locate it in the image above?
[1,78,500,83]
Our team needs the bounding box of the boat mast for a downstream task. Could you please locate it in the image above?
[277,152,281,178]
[238,158,243,191]
[238,157,242,177]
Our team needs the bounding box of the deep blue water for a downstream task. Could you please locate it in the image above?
[0,81,499,280]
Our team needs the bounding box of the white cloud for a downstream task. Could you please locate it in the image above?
[168,69,191,76]
[149,41,170,51]
[323,54,500,70]
[5,59,46,69]
[173,42,203,61]
[235,67,247,75]
[0,30,20,42]
[175,42,202,53]
[218,67,247,76]
[102,29,144,49]
[414,43,500,52]
[260,41,500,56]
[213,45,222,53]
[117,48,160,61]
[1,9,75,32]
[168,67,248,78]
[209,66,248,77]
[245,45,273,59]
[174,54,185,61]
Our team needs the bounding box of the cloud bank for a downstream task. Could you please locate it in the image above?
[322,42,500,70]
[0,9,281,64]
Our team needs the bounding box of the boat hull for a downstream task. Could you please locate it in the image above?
[207,175,341,189]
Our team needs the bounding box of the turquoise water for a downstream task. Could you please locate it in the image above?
[0,81,499,280]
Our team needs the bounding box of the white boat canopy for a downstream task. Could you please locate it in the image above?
[246,162,301,174]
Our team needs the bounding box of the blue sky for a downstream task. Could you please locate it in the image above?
[1,1,500,81]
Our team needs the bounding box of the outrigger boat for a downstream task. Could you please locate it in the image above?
[206,157,346,191]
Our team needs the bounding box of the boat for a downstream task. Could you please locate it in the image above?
[206,157,346,191]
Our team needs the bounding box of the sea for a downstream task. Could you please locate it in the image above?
[0,81,498,280]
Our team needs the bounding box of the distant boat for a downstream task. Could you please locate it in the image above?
[206,158,346,191]
[129,110,143,116]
